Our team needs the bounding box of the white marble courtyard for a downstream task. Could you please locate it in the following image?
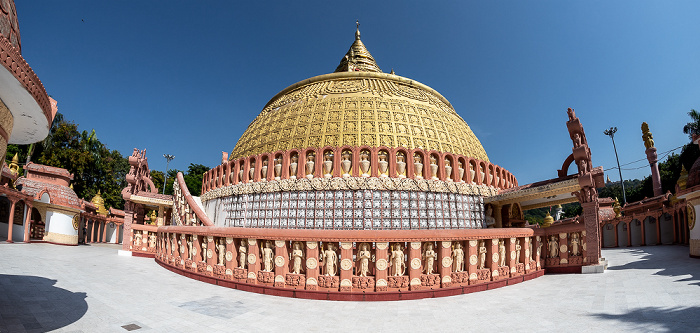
[0,242,699,332]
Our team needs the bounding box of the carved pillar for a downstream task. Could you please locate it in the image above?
[614,223,619,247]
[408,242,422,290]
[374,242,389,292]
[487,238,499,280]
[7,198,17,242]
[640,218,646,246]
[558,233,568,265]
[519,237,528,272]
[274,240,288,287]
[181,234,189,263]
[439,241,452,287]
[467,240,478,284]
[102,221,107,243]
[506,237,516,276]
[493,204,502,228]
[534,236,542,270]
[581,201,601,264]
[247,238,260,283]
[114,224,120,244]
[305,241,319,290]
[339,242,353,292]
[646,147,662,197]
[206,236,216,268]
[23,203,32,243]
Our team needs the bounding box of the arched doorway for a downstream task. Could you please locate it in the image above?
[602,223,616,247]
[659,213,673,244]
[30,207,44,240]
[643,216,658,245]
[630,219,642,246]
[617,222,629,247]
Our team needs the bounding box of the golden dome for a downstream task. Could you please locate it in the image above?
[230,28,488,162]
[91,190,108,216]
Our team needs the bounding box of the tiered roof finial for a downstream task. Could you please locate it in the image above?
[334,21,382,73]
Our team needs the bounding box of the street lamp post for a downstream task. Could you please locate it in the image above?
[603,127,626,205]
[163,154,175,194]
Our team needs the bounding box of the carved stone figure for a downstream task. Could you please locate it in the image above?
[323,243,338,276]
[217,238,226,265]
[485,205,496,228]
[378,151,388,177]
[528,237,533,261]
[200,238,207,262]
[274,157,282,180]
[134,231,142,247]
[262,240,274,272]
[414,154,423,179]
[148,234,156,249]
[571,233,581,256]
[360,150,370,177]
[642,122,655,149]
[548,235,559,258]
[289,154,298,179]
[573,133,582,148]
[423,242,437,274]
[578,158,588,175]
[261,159,268,181]
[445,159,452,181]
[537,236,542,260]
[515,239,521,263]
[478,241,487,269]
[396,152,406,178]
[390,243,406,276]
[291,242,304,274]
[305,153,315,178]
[357,243,371,277]
[498,240,506,267]
[452,243,464,272]
[187,236,194,260]
[239,239,248,269]
[323,151,333,178]
[341,151,352,176]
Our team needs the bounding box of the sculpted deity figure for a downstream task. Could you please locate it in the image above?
[239,239,248,269]
[478,241,487,269]
[305,153,315,178]
[378,151,389,177]
[261,159,268,181]
[274,156,282,180]
[341,150,352,177]
[452,243,465,272]
[262,241,274,272]
[429,155,439,180]
[323,152,333,178]
[515,239,522,263]
[485,205,496,228]
[567,107,576,121]
[133,231,142,247]
[291,242,304,274]
[573,133,582,148]
[390,243,406,276]
[414,154,424,179]
[359,150,371,177]
[148,234,156,249]
[357,243,371,277]
[578,158,588,175]
[548,235,559,258]
[187,236,194,260]
[423,242,437,274]
[571,233,581,256]
[171,235,178,256]
[528,237,533,261]
[200,238,208,262]
[396,152,407,178]
[537,236,542,260]
[323,243,338,276]
[289,154,298,179]
[498,240,506,267]
[217,238,226,266]
[444,159,452,181]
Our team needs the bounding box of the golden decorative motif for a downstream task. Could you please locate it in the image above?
[641,122,655,149]
[689,203,696,231]
[230,73,488,162]
[72,215,79,230]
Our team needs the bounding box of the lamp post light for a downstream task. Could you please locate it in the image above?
[603,127,626,205]
[163,154,175,194]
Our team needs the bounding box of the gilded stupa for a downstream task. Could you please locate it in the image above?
[91,190,109,216]
[230,24,488,162]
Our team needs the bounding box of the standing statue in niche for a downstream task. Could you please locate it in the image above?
[390,243,406,276]
[305,153,315,178]
[262,240,274,272]
[291,242,304,274]
[528,237,533,261]
[423,242,437,274]
[357,243,371,277]
[498,240,506,267]
[239,239,248,269]
[478,240,487,269]
[485,205,496,228]
[570,233,581,256]
[134,231,142,247]
[515,239,522,263]
[548,235,559,258]
[536,236,542,260]
[452,242,465,272]
[217,238,226,266]
[323,243,338,276]
[148,234,156,249]
[200,238,208,262]
[187,236,194,260]
[289,154,299,179]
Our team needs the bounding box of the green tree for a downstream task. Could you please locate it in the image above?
[683,109,700,140]
[183,163,209,196]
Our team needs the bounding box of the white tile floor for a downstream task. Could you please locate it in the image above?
[0,242,699,332]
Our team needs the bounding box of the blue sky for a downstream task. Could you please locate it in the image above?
[14,1,700,185]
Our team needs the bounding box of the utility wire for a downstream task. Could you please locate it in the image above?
[603,145,685,172]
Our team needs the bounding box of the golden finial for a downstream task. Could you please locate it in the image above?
[355,20,360,40]
[641,122,655,149]
[91,190,108,216]
[677,164,688,190]
[542,212,554,228]
[613,197,622,218]
[8,153,19,175]
[390,68,395,75]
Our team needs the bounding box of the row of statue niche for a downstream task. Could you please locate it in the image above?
[546,233,582,258]
[132,230,156,249]
[233,151,488,182]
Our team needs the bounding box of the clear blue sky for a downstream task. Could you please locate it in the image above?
[15,1,700,185]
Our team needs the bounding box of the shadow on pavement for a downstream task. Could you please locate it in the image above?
[0,274,87,332]
[589,306,700,331]
[606,246,700,287]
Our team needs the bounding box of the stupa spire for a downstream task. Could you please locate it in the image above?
[334,21,382,73]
